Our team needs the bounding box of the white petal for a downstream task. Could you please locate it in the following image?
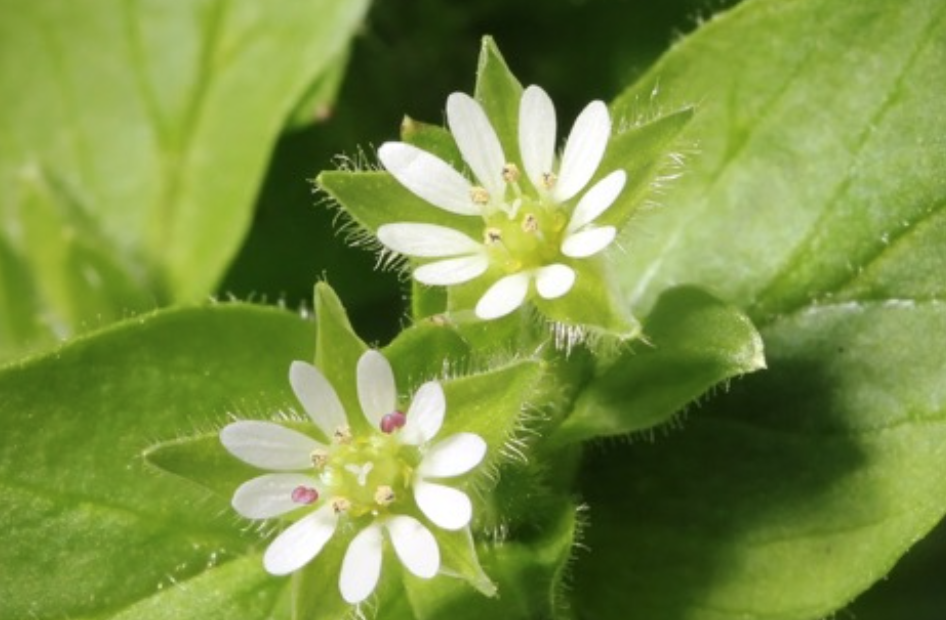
[400,382,446,446]
[378,223,483,258]
[561,227,617,258]
[357,350,397,428]
[553,100,611,203]
[414,480,473,530]
[339,523,384,603]
[289,361,347,439]
[415,255,489,286]
[535,264,576,299]
[567,170,626,233]
[475,272,531,320]
[447,92,506,199]
[519,85,556,190]
[232,473,321,519]
[385,516,440,579]
[379,142,479,216]
[220,421,322,471]
[418,433,486,478]
[263,504,338,576]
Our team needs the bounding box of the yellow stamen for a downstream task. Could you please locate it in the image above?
[470,186,490,205]
[502,163,520,184]
[374,486,396,506]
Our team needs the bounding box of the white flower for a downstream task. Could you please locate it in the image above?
[377,85,626,320]
[220,350,486,604]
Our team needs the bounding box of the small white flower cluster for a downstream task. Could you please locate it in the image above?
[221,350,485,604]
[378,85,625,320]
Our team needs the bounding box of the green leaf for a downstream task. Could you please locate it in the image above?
[0,303,314,619]
[577,301,946,620]
[556,286,764,445]
[612,0,945,320]
[575,0,946,617]
[0,0,369,359]
[107,554,288,620]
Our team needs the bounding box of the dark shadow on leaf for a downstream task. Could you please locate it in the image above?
[574,350,869,619]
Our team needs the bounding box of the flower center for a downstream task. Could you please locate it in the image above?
[482,195,568,273]
[313,432,419,519]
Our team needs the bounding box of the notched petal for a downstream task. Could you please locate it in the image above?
[220,421,323,471]
[289,361,347,439]
[535,264,576,299]
[386,515,440,579]
[447,92,506,199]
[232,473,321,519]
[379,142,479,216]
[357,350,397,428]
[339,523,384,603]
[414,480,473,531]
[567,170,627,233]
[414,255,489,286]
[475,272,531,320]
[400,381,446,446]
[378,223,483,258]
[561,227,617,258]
[263,505,338,576]
[519,85,557,190]
[418,433,486,478]
[554,100,611,203]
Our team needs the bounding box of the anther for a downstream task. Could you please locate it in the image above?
[374,486,396,506]
[291,486,319,505]
[380,411,407,434]
[310,449,329,469]
[484,228,503,244]
[333,425,353,445]
[470,186,490,205]
[541,172,558,190]
[522,213,539,233]
[331,497,352,514]
[502,163,520,184]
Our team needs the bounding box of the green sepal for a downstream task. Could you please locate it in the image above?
[142,432,260,500]
[534,259,641,345]
[597,106,695,229]
[290,534,353,620]
[474,36,524,158]
[317,170,482,239]
[402,499,580,619]
[555,286,764,444]
[440,358,543,468]
[314,282,370,434]
[411,280,449,320]
[438,527,497,597]
[383,318,472,381]
[401,117,464,166]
